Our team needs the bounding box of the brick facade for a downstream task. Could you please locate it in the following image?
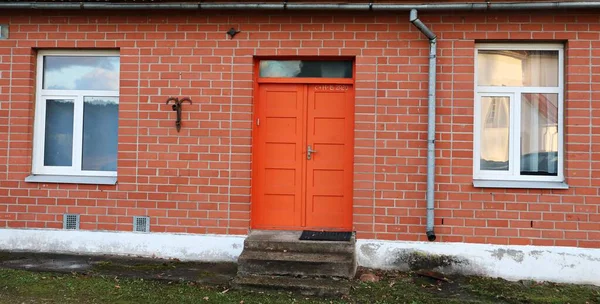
[0,9,599,248]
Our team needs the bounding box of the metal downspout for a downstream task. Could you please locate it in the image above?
[410,9,437,242]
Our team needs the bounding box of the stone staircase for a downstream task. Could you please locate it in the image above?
[232,230,357,297]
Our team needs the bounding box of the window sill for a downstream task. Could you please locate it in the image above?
[473,179,568,189]
[25,175,117,185]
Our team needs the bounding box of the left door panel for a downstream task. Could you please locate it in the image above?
[252,84,305,229]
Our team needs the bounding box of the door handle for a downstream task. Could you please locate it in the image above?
[307,145,317,160]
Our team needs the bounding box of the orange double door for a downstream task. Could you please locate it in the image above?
[252,83,354,231]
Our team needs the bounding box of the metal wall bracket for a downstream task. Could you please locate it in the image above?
[165,96,192,132]
[227,27,240,39]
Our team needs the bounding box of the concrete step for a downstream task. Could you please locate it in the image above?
[231,274,351,297]
[238,250,355,278]
[234,230,357,296]
[244,230,355,254]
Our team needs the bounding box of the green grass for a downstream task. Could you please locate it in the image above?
[0,268,598,304]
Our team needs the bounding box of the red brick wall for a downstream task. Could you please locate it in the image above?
[0,9,598,247]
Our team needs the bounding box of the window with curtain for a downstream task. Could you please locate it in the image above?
[474,44,565,188]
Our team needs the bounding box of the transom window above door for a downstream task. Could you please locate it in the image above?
[29,50,120,184]
[259,60,352,78]
[474,43,566,189]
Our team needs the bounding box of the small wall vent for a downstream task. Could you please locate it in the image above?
[63,214,80,230]
[133,216,150,232]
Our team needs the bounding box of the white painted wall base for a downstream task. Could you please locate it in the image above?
[356,239,600,286]
[1,228,599,286]
[0,229,245,262]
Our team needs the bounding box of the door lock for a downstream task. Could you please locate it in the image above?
[307,145,317,160]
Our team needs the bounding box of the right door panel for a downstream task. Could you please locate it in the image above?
[304,85,354,230]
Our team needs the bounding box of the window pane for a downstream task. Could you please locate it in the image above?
[82,97,119,171]
[477,50,558,87]
[521,93,559,176]
[43,56,120,90]
[259,60,352,78]
[480,96,510,171]
[44,99,74,166]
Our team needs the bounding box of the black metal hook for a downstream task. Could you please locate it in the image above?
[166,97,192,132]
[227,27,240,39]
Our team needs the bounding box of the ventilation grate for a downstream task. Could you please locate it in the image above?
[133,216,150,232]
[63,214,80,230]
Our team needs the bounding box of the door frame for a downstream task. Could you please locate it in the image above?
[250,57,356,230]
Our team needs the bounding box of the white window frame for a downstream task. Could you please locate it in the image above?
[32,50,119,178]
[473,43,566,189]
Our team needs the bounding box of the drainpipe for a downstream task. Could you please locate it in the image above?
[410,9,437,242]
